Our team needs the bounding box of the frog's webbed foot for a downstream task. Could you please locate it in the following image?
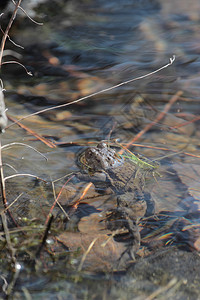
[117,243,137,266]
[106,208,141,264]
[113,217,140,268]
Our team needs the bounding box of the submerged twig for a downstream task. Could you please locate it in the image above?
[45,176,75,225]
[171,114,200,130]
[7,115,56,148]
[119,90,183,154]
[1,211,21,297]
[35,215,54,258]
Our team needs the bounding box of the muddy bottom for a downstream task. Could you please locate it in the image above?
[125,247,200,300]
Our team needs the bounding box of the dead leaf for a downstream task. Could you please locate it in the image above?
[57,231,127,272]
[175,162,200,201]
[57,182,116,210]
[78,212,109,234]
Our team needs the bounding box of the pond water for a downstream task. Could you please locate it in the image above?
[1,0,200,298]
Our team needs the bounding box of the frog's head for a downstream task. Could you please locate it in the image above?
[82,142,123,172]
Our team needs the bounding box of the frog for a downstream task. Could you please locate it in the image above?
[78,142,156,259]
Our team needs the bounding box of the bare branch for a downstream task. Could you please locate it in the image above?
[0,0,22,66]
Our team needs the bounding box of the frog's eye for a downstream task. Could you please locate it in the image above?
[97,142,107,149]
[87,150,93,156]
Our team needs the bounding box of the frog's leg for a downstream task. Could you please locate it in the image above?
[117,192,147,220]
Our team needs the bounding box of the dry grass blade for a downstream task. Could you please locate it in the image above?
[4,173,47,181]
[77,237,99,272]
[144,278,178,300]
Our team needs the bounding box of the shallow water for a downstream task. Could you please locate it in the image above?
[1,0,200,298]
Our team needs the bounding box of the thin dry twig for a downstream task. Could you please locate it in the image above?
[0,0,22,66]
[51,181,70,220]
[7,56,176,127]
[0,26,24,49]
[1,60,32,75]
[4,173,47,181]
[0,1,22,221]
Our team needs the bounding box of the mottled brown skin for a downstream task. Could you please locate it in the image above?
[79,143,154,259]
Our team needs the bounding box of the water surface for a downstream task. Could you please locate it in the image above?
[1,0,200,298]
